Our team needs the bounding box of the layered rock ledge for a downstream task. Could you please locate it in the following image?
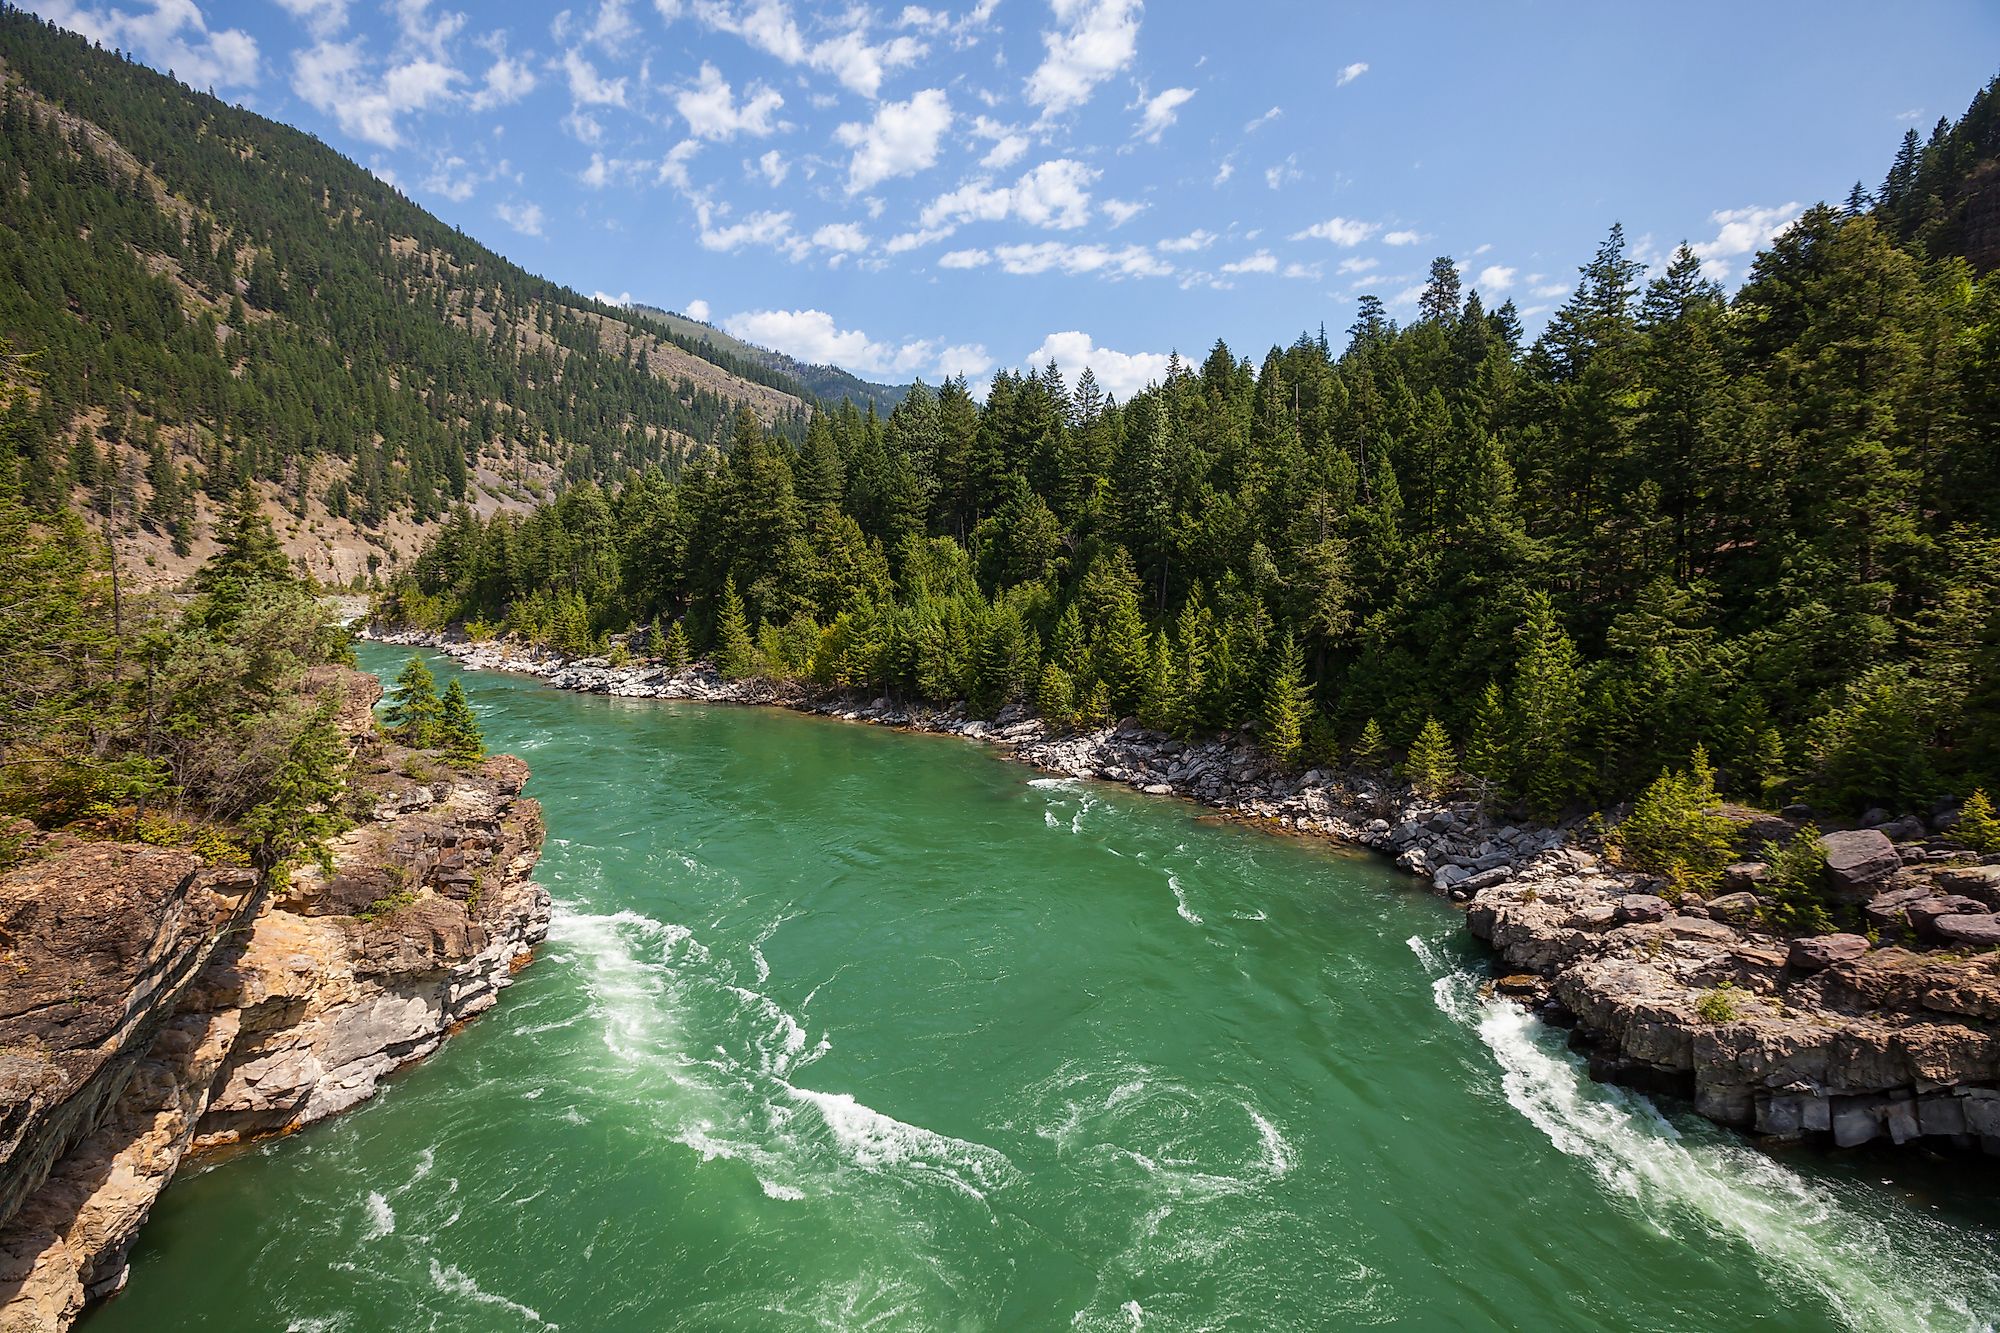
[0,670,546,1332]
[373,630,2000,1160]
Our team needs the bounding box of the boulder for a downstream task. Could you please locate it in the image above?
[1818,829,1900,895]
[1788,933,1871,972]
[1880,815,1928,843]
[1864,884,1933,930]
[1908,896,1991,941]
[1933,914,2000,948]
[1935,865,2000,908]
[1707,892,1763,925]
[1721,863,1770,893]
[1615,895,1671,924]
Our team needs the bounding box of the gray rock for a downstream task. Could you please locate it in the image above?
[1615,895,1671,924]
[1908,895,1991,940]
[1934,914,2000,947]
[1789,933,1870,972]
[1461,867,1513,892]
[1566,903,1618,931]
[1721,862,1770,893]
[1818,829,1900,895]
[1880,815,1928,843]
[1865,884,1934,929]
[1935,864,2000,908]
[1707,892,1763,924]
[1861,808,1890,827]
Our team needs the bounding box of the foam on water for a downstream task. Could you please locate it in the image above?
[1407,934,2000,1333]
[427,1260,558,1329]
[1166,871,1202,925]
[361,1192,394,1240]
[788,1086,1017,1201]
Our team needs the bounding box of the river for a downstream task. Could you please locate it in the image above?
[84,644,2000,1331]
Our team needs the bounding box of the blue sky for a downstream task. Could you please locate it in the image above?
[26,0,2000,398]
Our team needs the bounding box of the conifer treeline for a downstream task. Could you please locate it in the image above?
[395,172,2000,818]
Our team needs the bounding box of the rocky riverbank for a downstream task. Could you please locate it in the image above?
[0,669,547,1331]
[369,629,2000,1159]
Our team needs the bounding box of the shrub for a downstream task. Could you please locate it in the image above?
[1695,982,1743,1024]
[1761,824,1835,935]
[1956,788,2000,854]
[1403,717,1458,799]
[1608,746,1738,894]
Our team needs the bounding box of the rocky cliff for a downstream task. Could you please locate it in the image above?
[0,670,546,1331]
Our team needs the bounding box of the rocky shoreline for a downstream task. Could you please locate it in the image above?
[369,628,2000,1161]
[0,669,548,1331]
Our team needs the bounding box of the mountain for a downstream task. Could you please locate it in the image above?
[1875,75,2000,271]
[0,7,814,587]
[631,305,910,414]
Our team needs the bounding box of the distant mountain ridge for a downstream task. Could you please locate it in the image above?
[0,6,814,586]
[631,305,910,414]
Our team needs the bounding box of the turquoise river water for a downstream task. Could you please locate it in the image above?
[82,644,2000,1331]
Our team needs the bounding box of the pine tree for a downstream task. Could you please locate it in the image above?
[1513,592,1588,818]
[1036,661,1075,728]
[437,678,485,765]
[1465,682,1512,804]
[1956,788,2000,854]
[714,578,758,681]
[240,702,349,875]
[1404,717,1457,799]
[385,654,443,747]
[660,620,691,673]
[1352,718,1386,772]
[1260,634,1311,767]
[1611,746,1737,894]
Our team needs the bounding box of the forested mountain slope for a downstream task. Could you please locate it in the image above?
[0,6,811,587]
[635,306,910,415]
[1876,75,2000,272]
[394,77,2000,823]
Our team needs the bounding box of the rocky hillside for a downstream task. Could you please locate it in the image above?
[0,10,814,589]
[0,669,546,1331]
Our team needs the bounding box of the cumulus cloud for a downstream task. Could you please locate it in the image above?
[1382,229,1423,246]
[293,40,460,148]
[497,200,545,235]
[921,158,1099,232]
[754,148,789,185]
[1337,255,1378,274]
[674,62,785,140]
[1690,202,1803,281]
[1024,330,1167,400]
[1335,60,1368,86]
[692,0,926,98]
[837,88,952,193]
[975,241,1172,279]
[592,289,633,306]
[274,0,349,39]
[1134,85,1194,143]
[1220,249,1277,275]
[562,47,626,106]
[685,297,711,321]
[812,221,871,253]
[1243,104,1281,132]
[1101,198,1146,226]
[697,206,806,258]
[1025,0,1140,118]
[1474,264,1516,292]
[1157,228,1215,253]
[1291,216,1378,246]
[721,307,993,381]
[41,0,260,88]
[468,52,536,111]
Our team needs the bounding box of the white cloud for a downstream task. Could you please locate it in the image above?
[587,0,638,49]
[1134,85,1194,143]
[1337,256,1377,274]
[1689,202,1803,281]
[885,226,955,253]
[981,133,1030,169]
[1335,60,1368,86]
[755,148,789,185]
[593,289,634,306]
[1474,264,1516,292]
[1025,0,1140,118]
[1282,261,1321,281]
[1101,197,1146,226]
[1530,280,1570,299]
[698,206,805,258]
[1243,105,1281,132]
[468,53,536,111]
[988,241,1171,279]
[921,158,1099,232]
[692,0,927,98]
[657,138,702,191]
[812,221,870,253]
[1220,249,1277,275]
[1264,154,1302,190]
[562,47,626,106]
[685,297,711,320]
[275,0,349,39]
[1211,158,1234,187]
[722,306,991,381]
[674,61,784,140]
[1024,330,1167,400]
[293,40,460,148]
[43,0,261,88]
[497,200,545,236]
[390,0,464,58]
[1157,228,1215,253]
[939,247,989,268]
[563,109,605,143]
[837,88,952,193]
[1382,229,1422,246]
[1292,216,1378,246]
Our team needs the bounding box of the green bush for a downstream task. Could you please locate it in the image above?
[1761,825,1835,935]
[1608,746,1738,894]
[1956,788,2000,853]
[1695,982,1743,1024]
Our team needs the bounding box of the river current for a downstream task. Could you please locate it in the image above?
[84,644,2000,1331]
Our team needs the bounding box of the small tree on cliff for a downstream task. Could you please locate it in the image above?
[437,678,485,765]
[1608,745,1737,894]
[1404,717,1458,799]
[1260,634,1312,768]
[660,620,691,673]
[385,654,442,747]
[1351,718,1386,772]
[240,702,349,875]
